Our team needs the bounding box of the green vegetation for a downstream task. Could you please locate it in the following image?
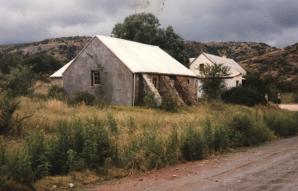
[1,65,36,97]
[0,52,62,75]
[48,85,66,101]
[0,94,297,190]
[200,64,230,99]
[112,13,188,65]
[70,91,96,106]
[222,87,265,106]
[264,111,298,137]
[0,96,19,134]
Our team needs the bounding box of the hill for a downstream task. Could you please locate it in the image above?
[0,36,297,90]
[185,41,277,62]
[0,36,91,63]
[240,43,298,90]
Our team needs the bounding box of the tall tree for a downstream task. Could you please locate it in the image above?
[112,13,188,65]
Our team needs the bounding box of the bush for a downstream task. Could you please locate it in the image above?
[48,85,66,101]
[181,126,206,161]
[3,66,35,97]
[143,92,159,108]
[124,127,166,171]
[25,131,50,180]
[48,120,113,174]
[264,111,298,137]
[227,114,274,146]
[0,96,19,134]
[200,64,230,99]
[106,113,118,134]
[213,125,230,151]
[222,87,265,106]
[71,91,95,106]
[10,150,34,186]
[164,127,180,165]
[23,53,62,74]
[161,93,178,112]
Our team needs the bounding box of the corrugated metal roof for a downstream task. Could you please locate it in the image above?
[203,53,247,76]
[50,59,74,78]
[96,35,196,77]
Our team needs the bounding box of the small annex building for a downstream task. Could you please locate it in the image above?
[189,52,247,98]
[50,35,198,106]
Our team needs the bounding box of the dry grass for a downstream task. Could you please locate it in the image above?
[16,96,259,135]
[2,94,291,190]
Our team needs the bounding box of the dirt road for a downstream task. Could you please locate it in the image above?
[279,104,298,112]
[90,136,298,191]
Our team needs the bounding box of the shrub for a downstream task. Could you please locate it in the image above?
[10,150,34,186]
[227,114,274,146]
[47,120,114,174]
[222,87,265,106]
[213,125,230,151]
[124,127,165,171]
[23,53,62,74]
[106,113,118,134]
[264,111,298,137]
[161,93,178,112]
[48,122,73,174]
[181,126,206,161]
[48,85,66,101]
[25,131,50,180]
[0,139,9,189]
[0,96,19,134]
[200,64,230,99]
[4,66,35,97]
[143,92,159,108]
[71,91,95,106]
[164,127,180,164]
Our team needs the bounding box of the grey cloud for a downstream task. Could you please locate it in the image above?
[0,0,297,47]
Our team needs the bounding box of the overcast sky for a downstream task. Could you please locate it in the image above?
[1,0,298,47]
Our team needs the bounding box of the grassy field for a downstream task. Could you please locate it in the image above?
[1,92,298,190]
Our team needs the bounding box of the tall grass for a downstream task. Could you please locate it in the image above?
[264,111,298,137]
[1,100,298,190]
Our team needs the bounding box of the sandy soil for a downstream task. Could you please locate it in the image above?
[89,136,298,191]
[279,104,298,112]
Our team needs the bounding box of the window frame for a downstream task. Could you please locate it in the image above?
[91,70,101,86]
[199,64,205,72]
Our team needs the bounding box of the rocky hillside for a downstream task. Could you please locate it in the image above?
[185,41,277,62]
[240,43,298,90]
[0,36,91,63]
[0,36,297,90]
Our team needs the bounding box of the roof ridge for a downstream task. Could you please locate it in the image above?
[96,35,159,48]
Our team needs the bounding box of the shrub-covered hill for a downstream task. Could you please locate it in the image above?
[240,43,298,91]
[185,41,277,62]
[0,37,297,90]
[0,36,91,64]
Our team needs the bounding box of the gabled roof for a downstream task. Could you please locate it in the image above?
[97,35,195,77]
[50,35,196,78]
[190,53,246,78]
[203,53,246,75]
[50,59,74,78]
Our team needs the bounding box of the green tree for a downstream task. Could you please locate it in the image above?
[112,13,187,65]
[201,64,230,99]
